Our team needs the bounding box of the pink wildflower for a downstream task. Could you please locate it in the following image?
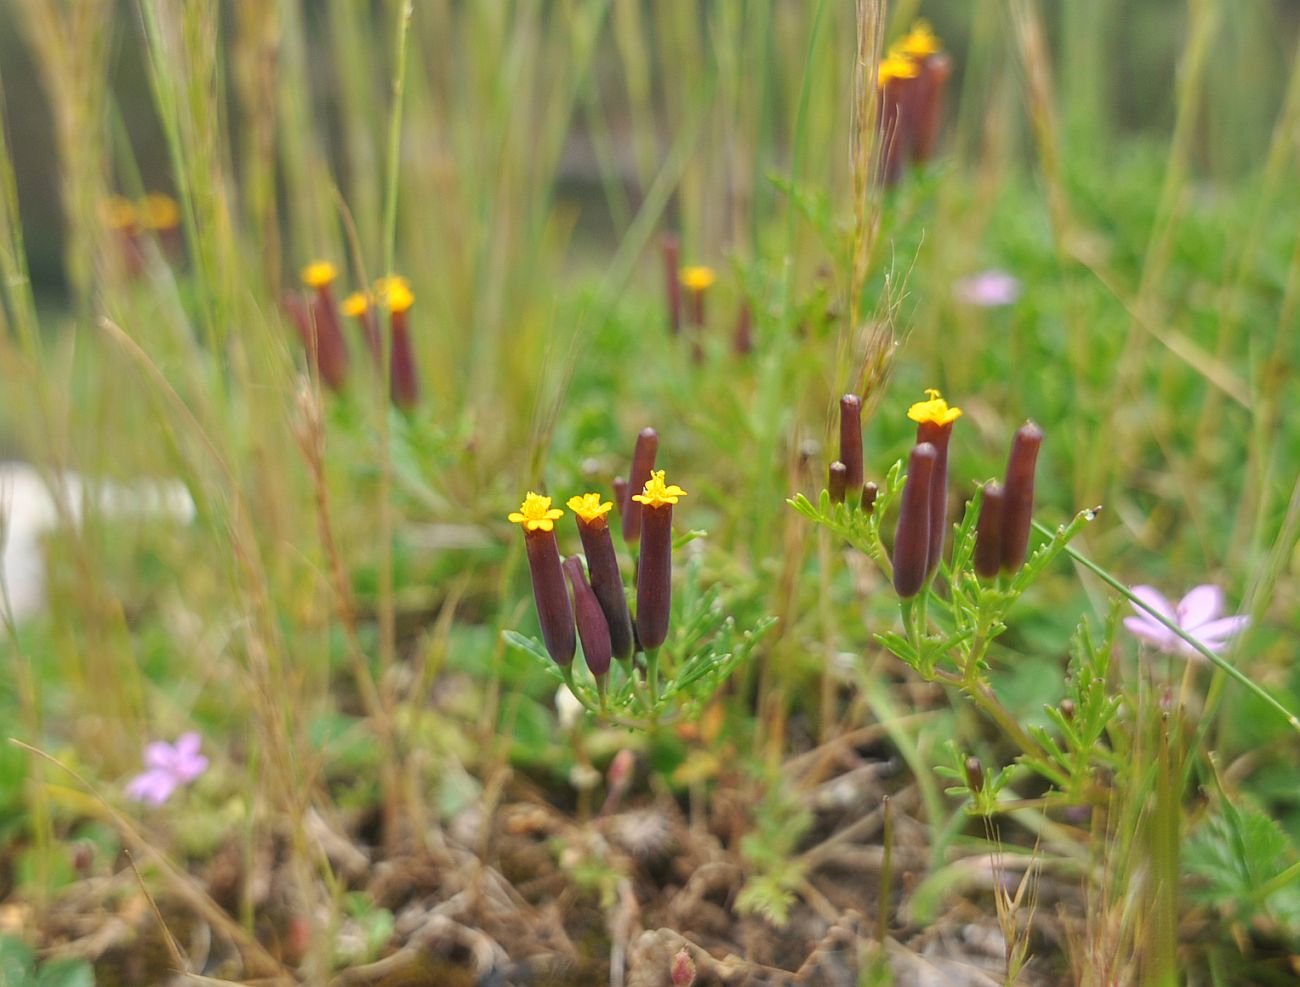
[126,732,209,805]
[1123,585,1250,661]
[952,269,1022,308]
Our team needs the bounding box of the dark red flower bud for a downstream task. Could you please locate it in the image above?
[912,53,952,163]
[973,481,1005,579]
[621,428,659,545]
[612,476,628,521]
[965,756,985,794]
[839,394,864,496]
[828,461,848,504]
[285,292,350,392]
[732,302,753,356]
[573,512,635,661]
[1000,422,1044,573]
[661,234,682,335]
[1059,699,1076,722]
[861,481,879,513]
[635,502,674,651]
[915,418,954,576]
[564,556,613,679]
[893,443,937,598]
[524,529,575,667]
[389,305,420,410]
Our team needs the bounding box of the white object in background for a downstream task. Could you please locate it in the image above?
[0,463,195,622]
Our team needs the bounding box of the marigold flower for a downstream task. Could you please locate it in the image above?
[839,394,864,496]
[511,494,574,667]
[679,266,717,292]
[909,389,962,576]
[973,480,1005,579]
[621,428,660,545]
[999,422,1044,573]
[634,474,682,651]
[138,193,180,231]
[377,275,419,408]
[632,470,688,508]
[564,556,613,679]
[878,47,920,86]
[893,443,937,598]
[301,260,339,288]
[569,493,635,661]
[509,492,565,533]
[900,19,942,59]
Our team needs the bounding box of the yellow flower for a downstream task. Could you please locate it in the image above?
[509,492,565,532]
[907,388,964,426]
[632,470,688,508]
[679,266,717,292]
[878,47,919,86]
[138,193,180,231]
[302,261,338,288]
[376,275,414,313]
[341,292,371,317]
[567,493,614,524]
[103,195,136,231]
[900,19,942,59]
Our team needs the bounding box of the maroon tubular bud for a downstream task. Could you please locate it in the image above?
[621,428,659,545]
[973,481,1005,579]
[912,53,952,163]
[689,287,707,330]
[828,461,848,503]
[575,515,635,661]
[1000,422,1044,573]
[525,529,575,667]
[732,302,753,356]
[286,293,350,392]
[564,556,613,679]
[355,308,383,366]
[662,234,682,335]
[915,419,954,576]
[965,756,985,794]
[893,443,937,598]
[389,308,420,410]
[839,394,864,496]
[861,481,879,513]
[635,503,673,651]
[612,477,628,521]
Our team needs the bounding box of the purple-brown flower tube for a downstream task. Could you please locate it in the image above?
[612,477,628,522]
[1000,422,1043,573]
[907,389,963,577]
[733,302,753,356]
[839,393,864,497]
[912,52,951,163]
[569,494,635,661]
[293,262,351,391]
[661,233,682,335]
[508,494,575,667]
[893,443,937,599]
[621,427,659,546]
[861,481,879,513]
[563,556,613,678]
[877,54,919,186]
[973,481,1005,579]
[632,470,687,651]
[385,282,420,410]
[828,461,848,504]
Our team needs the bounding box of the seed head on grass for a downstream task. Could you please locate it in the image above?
[632,470,687,651]
[509,493,574,667]
[908,388,962,576]
[568,493,634,661]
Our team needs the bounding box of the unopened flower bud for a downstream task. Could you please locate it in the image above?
[661,234,682,335]
[622,428,660,545]
[892,443,937,598]
[860,481,879,513]
[568,494,635,662]
[965,756,985,794]
[1059,698,1076,722]
[1000,422,1044,573]
[563,556,613,679]
[839,394,864,496]
[828,461,849,504]
[973,481,1005,579]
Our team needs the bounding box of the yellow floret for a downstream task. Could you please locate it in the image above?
[302,261,338,288]
[376,275,414,313]
[509,492,565,533]
[907,388,964,426]
[901,19,942,59]
[567,493,614,524]
[632,470,688,508]
[679,266,717,292]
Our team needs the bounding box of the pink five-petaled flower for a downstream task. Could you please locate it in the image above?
[126,732,209,805]
[952,269,1022,308]
[1123,585,1250,661]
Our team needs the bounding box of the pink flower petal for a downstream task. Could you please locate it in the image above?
[144,741,176,770]
[175,753,209,783]
[1130,585,1175,625]
[126,769,177,805]
[175,732,202,758]
[1123,615,1177,651]
[1193,616,1251,649]
[1177,585,1223,631]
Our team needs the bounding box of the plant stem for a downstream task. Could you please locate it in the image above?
[645,647,661,707]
